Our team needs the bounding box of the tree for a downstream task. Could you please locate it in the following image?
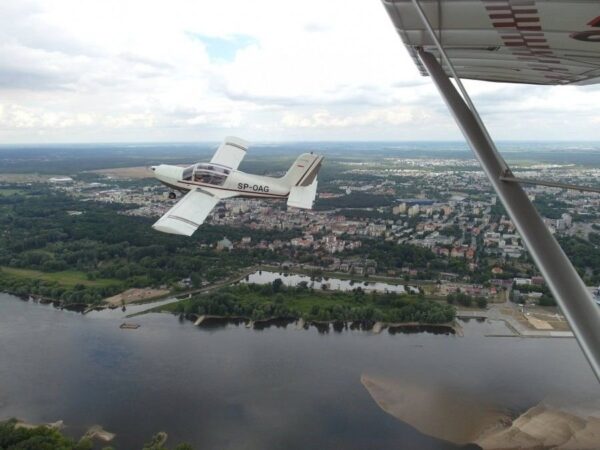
[538,294,557,307]
[190,273,203,288]
[272,278,283,293]
[143,432,168,450]
[476,297,487,308]
[75,438,94,450]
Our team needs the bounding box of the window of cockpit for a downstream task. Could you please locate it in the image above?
[193,164,229,186]
[182,166,194,181]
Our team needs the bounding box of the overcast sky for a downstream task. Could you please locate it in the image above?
[2,0,600,144]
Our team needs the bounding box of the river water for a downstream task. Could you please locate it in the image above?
[0,293,598,449]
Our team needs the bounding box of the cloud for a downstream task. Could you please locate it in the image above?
[303,23,329,33]
[0,0,600,143]
[0,104,153,129]
[281,107,422,128]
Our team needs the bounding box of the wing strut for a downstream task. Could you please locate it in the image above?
[499,176,600,195]
[411,0,600,382]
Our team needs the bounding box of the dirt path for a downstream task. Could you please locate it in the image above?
[104,288,170,306]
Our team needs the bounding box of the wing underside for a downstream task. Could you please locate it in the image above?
[382,0,600,85]
[152,188,220,236]
[210,136,248,170]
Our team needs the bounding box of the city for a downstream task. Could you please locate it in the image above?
[5,152,599,337]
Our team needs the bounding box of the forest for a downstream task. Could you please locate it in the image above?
[343,240,436,273]
[0,189,299,305]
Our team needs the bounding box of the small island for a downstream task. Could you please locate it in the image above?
[159,279,456,330]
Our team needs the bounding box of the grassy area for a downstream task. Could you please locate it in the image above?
[0,266,121,288]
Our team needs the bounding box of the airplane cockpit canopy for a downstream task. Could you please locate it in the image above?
[183,163,230,186]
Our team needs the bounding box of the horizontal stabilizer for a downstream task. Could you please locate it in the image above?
[287,178,318,210]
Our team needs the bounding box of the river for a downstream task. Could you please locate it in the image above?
[0,293,598,449]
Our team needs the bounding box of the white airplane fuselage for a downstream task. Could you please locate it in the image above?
[152,164,294,200]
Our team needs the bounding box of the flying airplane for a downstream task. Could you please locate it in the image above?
[150,137,323,236]
[381,0,600,381]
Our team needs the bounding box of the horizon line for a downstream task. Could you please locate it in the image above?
[2,139,600,147]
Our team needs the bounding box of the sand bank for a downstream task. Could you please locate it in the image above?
[477,404,600,449]
[14,419,64,430]
[361,374,600,449]
[360,374,510,445]
[84,425,116,442]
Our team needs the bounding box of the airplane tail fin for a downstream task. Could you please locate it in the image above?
[281,153,324,187]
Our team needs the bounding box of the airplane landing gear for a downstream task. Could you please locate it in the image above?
[168,192,177,199]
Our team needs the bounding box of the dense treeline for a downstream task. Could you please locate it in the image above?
[0,419,93,450]
[533,194,571,220]
[170,282,456,324]
[342,240,436,272]
[0,273,122,305]
[559,235,600,284]
[446,292,487,308]
[0,191,300,304]
[314,192,395,210]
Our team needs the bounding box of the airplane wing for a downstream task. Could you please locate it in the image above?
[152,188,220,236]
[382,0,600,85]
[210,136,249,170]
[382,0,600,381]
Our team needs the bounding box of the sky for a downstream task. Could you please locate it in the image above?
[1,0,600,144]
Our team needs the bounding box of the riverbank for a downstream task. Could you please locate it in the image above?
[183,313,460,335]
[0,265,261,313]
[1,417,185,449]
[5,418,116,444]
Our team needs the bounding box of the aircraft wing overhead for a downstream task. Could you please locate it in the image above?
[382,0,600,85]
[210,136,249,170]
[152,188,220,236]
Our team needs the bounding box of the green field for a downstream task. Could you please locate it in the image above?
[0,266,121,288]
